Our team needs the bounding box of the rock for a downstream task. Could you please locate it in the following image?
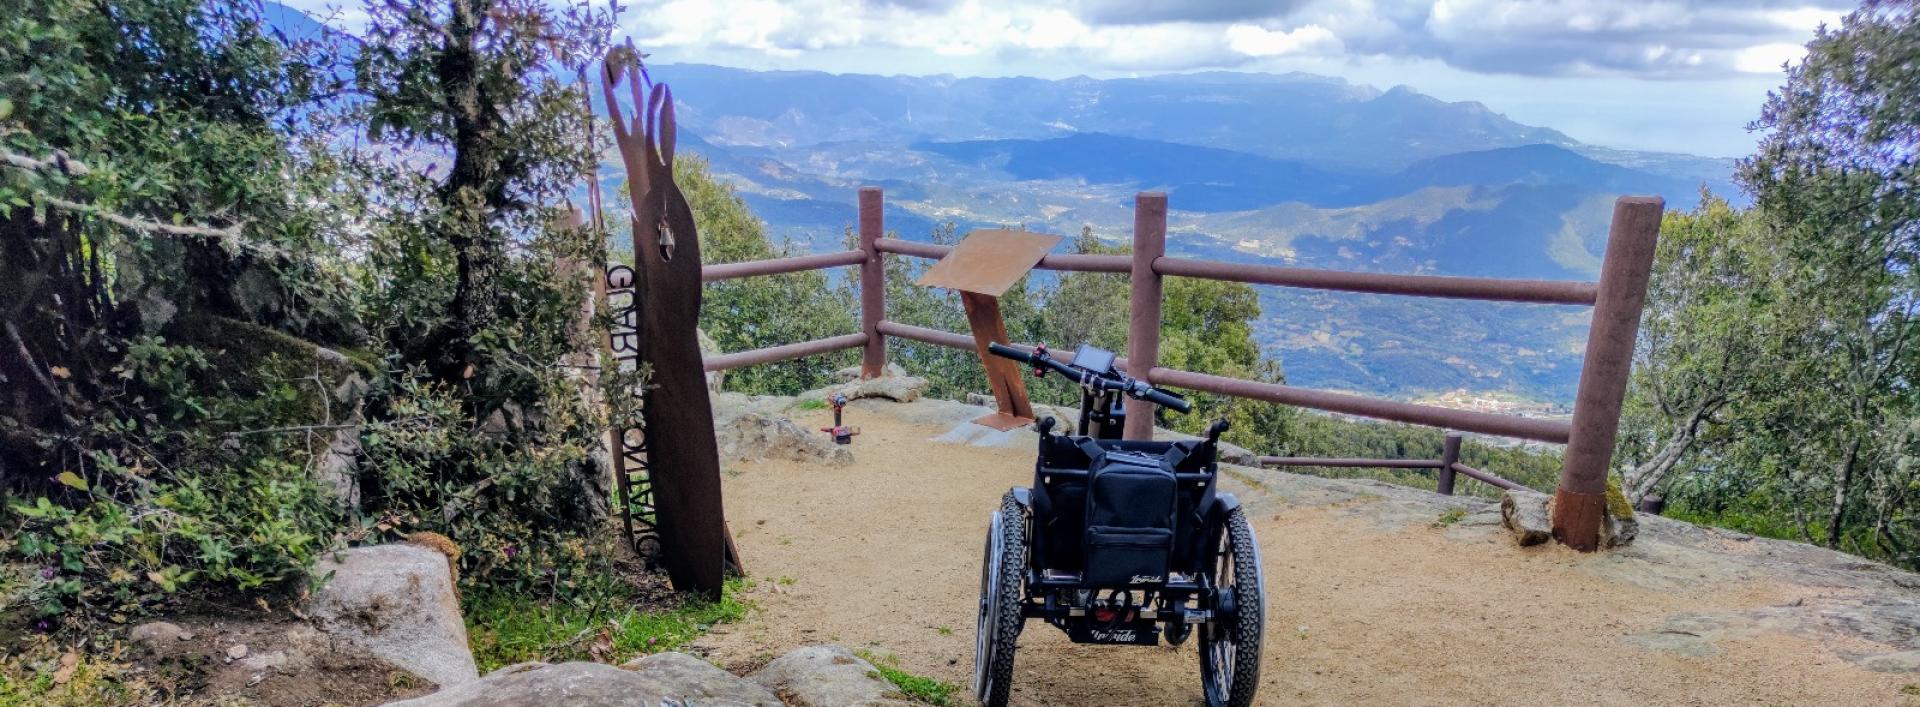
[965,392,997,409]
[714,412,853,467]
[484,662,550,678]
[306,544,478,688]
[698,329,725,394]
[384,661,667,707]
[227,644,250,661]
[804,376,931,405]
[1501,488,1554,547]
[1859,650,1920,673]
[748,646,913,707]
[129,622,186,652]
[845,375,928,403]
[623,652,781,705]
[835,362,908,381]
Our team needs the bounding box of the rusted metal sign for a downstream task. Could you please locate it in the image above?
[915,228,1061,296]
[604,263,657,555]
[916,229,1060,429]
[601,47,741,597]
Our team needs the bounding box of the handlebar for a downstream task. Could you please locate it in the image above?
[984,342,1191,414]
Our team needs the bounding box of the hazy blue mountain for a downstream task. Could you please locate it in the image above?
[662,64,1581,172]
[641,64,1747,405]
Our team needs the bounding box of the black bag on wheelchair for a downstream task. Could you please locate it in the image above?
[1078,440,1178,587]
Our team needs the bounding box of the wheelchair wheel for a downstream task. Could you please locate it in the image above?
[1199,506,1264,707]
[973,491,1027,707]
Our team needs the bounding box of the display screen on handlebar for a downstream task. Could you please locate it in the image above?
[1072,344,1115,374]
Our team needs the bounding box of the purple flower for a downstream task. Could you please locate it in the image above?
[503,546,519,560]
[39,567,55,580]
[33,619,51,633]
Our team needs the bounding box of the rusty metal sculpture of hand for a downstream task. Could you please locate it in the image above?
[602,46,741,597]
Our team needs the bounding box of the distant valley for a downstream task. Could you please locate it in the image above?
[613,64,1745,405]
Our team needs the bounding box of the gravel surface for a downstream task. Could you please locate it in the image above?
[697,399,1920,706]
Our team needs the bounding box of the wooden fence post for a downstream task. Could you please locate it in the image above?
[1124,192,1168,441]
[859,187,887,378]
[1438,433,1462,496]
[1553,196,1663,552]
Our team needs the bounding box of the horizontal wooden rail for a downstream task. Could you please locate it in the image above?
[1146,366,1572,444]
[702,333,867,372]
[875,239,1129,273]
[1259,457,1446,469]
[874,239,948,259]
[876,320,973,350]
[1153,257,1598,305]
[1451,462,1528,491]
[703,250,866,282]
[876,321,1131,370]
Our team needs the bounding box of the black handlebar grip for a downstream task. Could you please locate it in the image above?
[985,342,1033,364]
[1140,386,1191,413]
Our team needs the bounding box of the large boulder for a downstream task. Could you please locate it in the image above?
[714,412,854,467]
[306,544,478,688]
[384,662,663,707]
[623,652,781,705]
[805,375,930,405]
[749,646,915,707]
[835,362,908,381]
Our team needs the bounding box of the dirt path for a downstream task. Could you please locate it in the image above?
[698,399,1918,706]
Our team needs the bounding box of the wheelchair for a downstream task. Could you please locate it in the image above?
[974,342,1265,707]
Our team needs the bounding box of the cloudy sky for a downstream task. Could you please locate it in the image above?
[283,0,1853,158]
[616,0,1853,158]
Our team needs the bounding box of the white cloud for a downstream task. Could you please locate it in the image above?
[1734,42,1809,74]
[1226,23,1341,57]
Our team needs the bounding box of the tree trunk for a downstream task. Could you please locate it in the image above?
[1826,439,1860,549]
[429,0,504,389]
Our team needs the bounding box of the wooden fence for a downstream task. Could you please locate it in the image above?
[698,187,1663,551]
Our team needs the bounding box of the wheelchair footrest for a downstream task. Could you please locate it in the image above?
[1067,620,1160,646]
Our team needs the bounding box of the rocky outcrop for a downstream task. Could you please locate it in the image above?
[748,646,915,707]
[384,661,663,706]
[385,647,899,706]
[306,544,478,688]
[714,412,854,467]
[624,652,781,705]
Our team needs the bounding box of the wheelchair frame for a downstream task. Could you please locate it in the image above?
[973,344,1266,707]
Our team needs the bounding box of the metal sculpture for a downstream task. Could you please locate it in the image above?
[601,47,741,597]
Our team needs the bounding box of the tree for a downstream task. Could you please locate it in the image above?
[1737,0,1920,555]
[354,0,612,403]
[1616,194,1779,503]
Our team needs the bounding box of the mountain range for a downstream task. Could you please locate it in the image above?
[645,63,1742,405]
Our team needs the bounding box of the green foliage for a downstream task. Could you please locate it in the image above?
[684,156,858,394]
[464,577,750,674]
[8,337,340,624]
[1615,2,1920,569]
[857,650,960,706]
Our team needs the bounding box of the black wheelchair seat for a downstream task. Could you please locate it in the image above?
[1027,433,1220,587]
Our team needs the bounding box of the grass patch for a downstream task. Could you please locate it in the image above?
[1431,508,1467,528]
[464,577,751,673]
[857,650,959,706]
[793,398,828,411]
